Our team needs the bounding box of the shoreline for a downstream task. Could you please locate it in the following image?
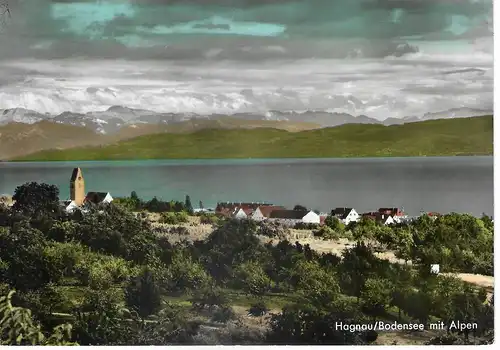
[3,154,494,163]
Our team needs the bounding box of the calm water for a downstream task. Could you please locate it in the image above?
[0,157,493,216]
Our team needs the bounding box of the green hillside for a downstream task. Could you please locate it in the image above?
[13,116,493,161]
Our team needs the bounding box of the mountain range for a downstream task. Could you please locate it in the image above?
[0,106,491,135]
[0,105,492,160]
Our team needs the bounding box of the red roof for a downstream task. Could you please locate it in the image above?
[256,205,287,218]
[378,208,404,216]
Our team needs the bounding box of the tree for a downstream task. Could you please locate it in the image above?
[293,205,308,211]
[233,261,272,298]
[0,223,59,292]
[125,267,162,319]
[0,290,76,345]
[12,182,60,217]
[324,215,344,232]
[360,278,392,320]
[184,195,193,214]
[267,300,375,345]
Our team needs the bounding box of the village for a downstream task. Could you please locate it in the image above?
[53,167,440,228]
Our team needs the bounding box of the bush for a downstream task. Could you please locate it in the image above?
[258,221,289,240]
[211,305,237,323]
[160,212,189,225]
[248,301,269,317]
[294,222,319,230]
[313,226,340,240]
[190,286,229,311]
[199,214,219,225]
[75,254,133,289]
[169,226,190,235]
[125,267,162,319]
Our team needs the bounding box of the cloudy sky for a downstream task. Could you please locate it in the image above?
[0,0,493,119]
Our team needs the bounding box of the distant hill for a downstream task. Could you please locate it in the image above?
[12,115,493,161]
[0,121,106,160]
[0,118,320,160]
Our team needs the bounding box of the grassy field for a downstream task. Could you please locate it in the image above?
[13,116,493,161]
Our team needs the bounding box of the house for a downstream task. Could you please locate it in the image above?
[361,212,395,226]
[251,205,287,221]
[215,202,273,218]
[268,209,320,227]
[85,192,113,205]
[378,207,405,217]
[63,168,113,213]
[233,206,255,219]
[331,207,360,225]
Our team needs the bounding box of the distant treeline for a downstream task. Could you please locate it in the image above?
[114,191,194,213]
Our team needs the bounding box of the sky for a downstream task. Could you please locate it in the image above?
[0,0,493,120]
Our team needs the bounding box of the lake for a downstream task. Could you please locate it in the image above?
[0,157,493,216]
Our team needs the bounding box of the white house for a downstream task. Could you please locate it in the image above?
[381,215,395,226]
[331,208,360,225]
[85,192,113,204]
[62,192,113,213]
[269,209,320,227]
[62,200,79,213]
[234,207,250,219]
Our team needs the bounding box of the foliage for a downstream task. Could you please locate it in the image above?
[199,213,220,225]
[324,215,345,231]
[360,278,392,320]
[258,220,290,239]
[211,305,237,324]
[125,267,162,319]
[72,289,126,345]
[11,182,61,217]
[233,261,273,297]
[159,212,189,225]
[267,300,375,345]
[184,195,194,214]
[248,301,269,317]
[0,224,60,292]
[313,225,340,240]
[190,286,229,311]
[294,222,318,230]
[162,252,212,293]
[0,290,76,345]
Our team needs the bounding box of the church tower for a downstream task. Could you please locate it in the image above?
[70,168,85,206]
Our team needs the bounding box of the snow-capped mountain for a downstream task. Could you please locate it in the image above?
[0,106,492,135]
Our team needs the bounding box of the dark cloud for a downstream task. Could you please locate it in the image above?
[0,0,492,60]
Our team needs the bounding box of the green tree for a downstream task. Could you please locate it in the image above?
[12,182,60,217]
[0,290,76,345]
[293,205,308,211]
[0,224,60,292]
[184,195,193,214]
[163,252,212,293]
[125,267,162,319]
[267,299,375,345]
[233,261,272,298]
[324,215,344,232]
[360,278,392,321]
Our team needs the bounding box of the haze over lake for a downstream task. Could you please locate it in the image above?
[0,157,492,216]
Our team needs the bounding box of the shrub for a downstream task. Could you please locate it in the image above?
[313,226,340,240]
[169,226,190,236]
[211,305,237,323]
[248,301,269,317]
[160,212,189,225]
[125,267,162,319]
[294,222,319,230]
[199,214,219,225]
